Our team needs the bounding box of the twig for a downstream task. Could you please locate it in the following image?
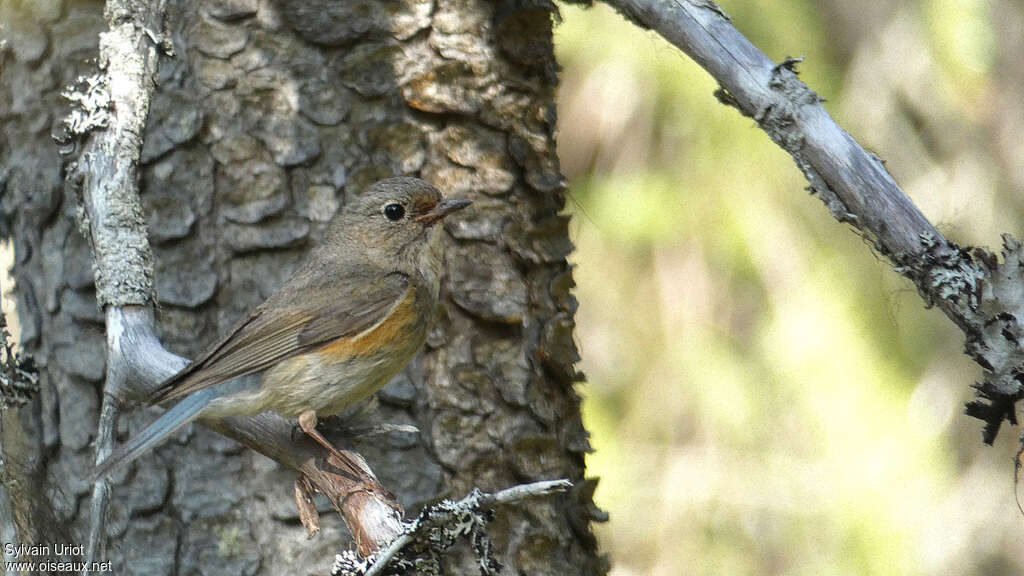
[333,479,573,576]
[600,0,1024,444]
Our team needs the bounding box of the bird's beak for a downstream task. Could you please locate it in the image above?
[415,198,472,225]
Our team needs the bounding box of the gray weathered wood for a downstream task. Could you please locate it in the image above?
[604,0,938,256]
[601,0,1024,443]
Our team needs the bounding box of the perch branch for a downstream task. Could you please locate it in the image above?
[601,0,1024,443]
[331,479,573,576]
[62,0,403,569]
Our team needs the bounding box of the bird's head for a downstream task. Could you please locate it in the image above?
[325,177,471,275]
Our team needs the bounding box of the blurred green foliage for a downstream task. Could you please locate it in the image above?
[554,1,1024,574]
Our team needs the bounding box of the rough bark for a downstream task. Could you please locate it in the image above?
[0,1,603,574]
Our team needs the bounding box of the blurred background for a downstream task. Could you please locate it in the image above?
[554,1,1024,575]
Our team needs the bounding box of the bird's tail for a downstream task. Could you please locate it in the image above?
[89,388,219,483]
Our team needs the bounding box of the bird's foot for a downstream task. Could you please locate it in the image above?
[297,410,381,501]
[298,409,349,462]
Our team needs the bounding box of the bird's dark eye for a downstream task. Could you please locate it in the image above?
[383,203,405,221]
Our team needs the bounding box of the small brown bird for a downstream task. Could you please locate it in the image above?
[91,177,470,480]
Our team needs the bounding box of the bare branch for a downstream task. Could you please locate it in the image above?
[63,1,166,310]
[600,0,1024,444]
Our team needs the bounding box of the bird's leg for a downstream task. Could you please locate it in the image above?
[297,410,379,502]
[298,409,348,462]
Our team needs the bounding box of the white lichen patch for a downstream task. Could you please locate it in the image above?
[331,551,371,576]
[62,73,112,137]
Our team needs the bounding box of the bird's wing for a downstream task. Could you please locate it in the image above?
[148,270,411,404]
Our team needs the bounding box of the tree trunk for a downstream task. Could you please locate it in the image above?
[0,1,604,574]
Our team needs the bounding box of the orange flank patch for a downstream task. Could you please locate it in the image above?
[316,288,419,359]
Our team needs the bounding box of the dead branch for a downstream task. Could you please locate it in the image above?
[332,479,573,576]
[601,0,1024,444]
